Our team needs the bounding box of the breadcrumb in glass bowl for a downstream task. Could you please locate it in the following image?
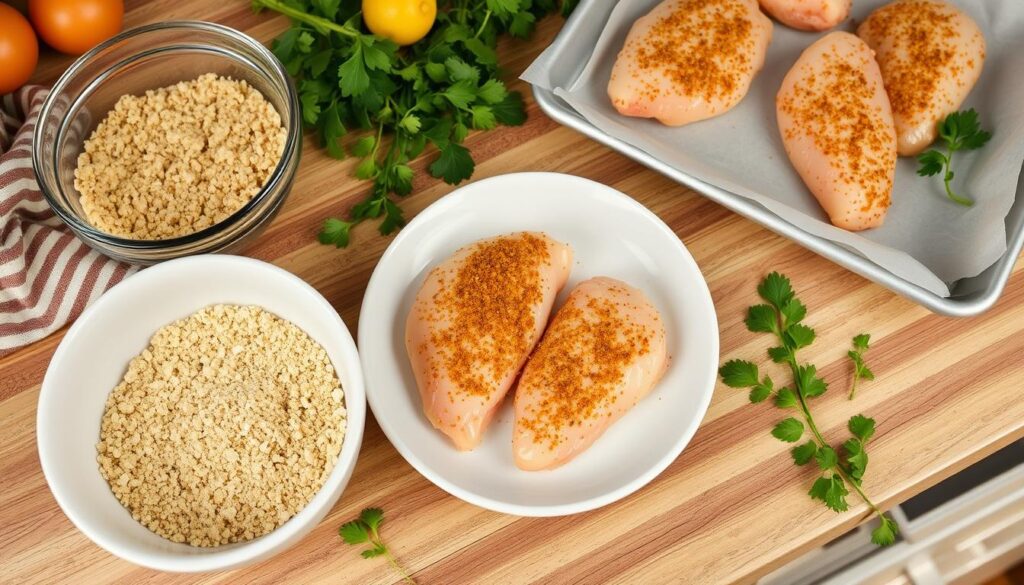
[33,21,302,265]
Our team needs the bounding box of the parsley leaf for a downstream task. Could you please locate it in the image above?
[477,79,508,104]
[775,387,797,409]
[843,438,868,483]
[815,445,838,470]
[848,414,876,443]
[917,150,945,177]
[792,440,817,465]
[339,507,415,583]
[768,345,792,364]
[361,507,384,532]
[445,56,479,83]
[318,217,354,248]
[758,272,794,309]
[352,135,376,157]
[429,142,475,184]
[745,304,777,334]
[339,518,370,544]
[781,298,807,327]
[491,92,527,126]
[785,323,816,349]
[810,475,849,512]
[471,105,497,130]
[916,109,992,207]
[750,376,773,403]
[338,46,370,97]
[772,417,805,443]
[320,102,347,159]
[872,516,900,546]
[797,364,827,398]
[719,360,775,404]
[719,360,759,388]
[853,333,870,351]
[443,80,478,109]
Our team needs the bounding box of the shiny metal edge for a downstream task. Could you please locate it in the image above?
[530,0,1024,317]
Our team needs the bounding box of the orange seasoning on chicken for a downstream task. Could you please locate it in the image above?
[776,32,898,231]
[608,0,772,126]
[405,232,572,451]
[857,0,986,156]
[513,277,669,471]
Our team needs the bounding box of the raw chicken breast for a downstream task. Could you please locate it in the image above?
[776,32,898,231]
[406,232,572,451]
[858,0,986,156]
[607,0,772,126]
[513,277,668,471]
[758,0,850,31]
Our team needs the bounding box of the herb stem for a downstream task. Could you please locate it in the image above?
[793,357,885,521]
[847,474,885,517]
[368,524,416,584]
[383,548,416,584]
[776,315,886,523]
[474,10,493,38]
[256,0,360,37]
[943,150,974,207]
[774,311,829,451]
[849,374,859,401]
[371,122,386,161]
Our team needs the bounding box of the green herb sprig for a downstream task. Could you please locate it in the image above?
[847,333,873,400]
[917,109,992,207]
[719,273,898,547]
[252,0,579,247]
[340,507,416,583]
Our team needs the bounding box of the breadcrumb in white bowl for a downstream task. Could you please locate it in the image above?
[37,255,366,572]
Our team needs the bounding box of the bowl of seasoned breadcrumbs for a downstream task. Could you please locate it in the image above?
[37,255,365,572]
[32,21,302,265]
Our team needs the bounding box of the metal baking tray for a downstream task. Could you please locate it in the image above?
[530,0,1024,317]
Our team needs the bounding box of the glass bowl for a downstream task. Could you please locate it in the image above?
[32,21,302,265]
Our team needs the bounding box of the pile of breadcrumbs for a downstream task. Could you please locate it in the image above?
[96,305,346,547]
[74,73,286,240]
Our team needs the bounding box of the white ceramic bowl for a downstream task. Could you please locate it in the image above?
[37,255,365,572]
[359,172,719,516]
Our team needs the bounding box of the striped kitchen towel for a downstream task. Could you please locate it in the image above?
[1,87,136,356]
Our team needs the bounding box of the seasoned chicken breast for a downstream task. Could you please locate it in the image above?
[513,277,668,471]
[776,32,898,231]
[406,232,572,451]
[758,0,850,31]
[607,0,772,127]
[858,0,986,156]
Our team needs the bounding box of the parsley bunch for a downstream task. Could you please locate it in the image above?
[340,507,415,583]
[719,273,898,547]
[917,109,992,207]
[253,0,578,247]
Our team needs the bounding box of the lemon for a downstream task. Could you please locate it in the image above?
[362,0,437,46]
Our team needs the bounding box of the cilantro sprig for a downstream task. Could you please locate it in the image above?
[916,109,992,207]
[719,273,898,547]
[253,0,579,246]
[848,333,874,400]
[340,507,415,583]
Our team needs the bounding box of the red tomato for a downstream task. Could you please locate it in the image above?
[29,0,124,56]
[0,3,38,95]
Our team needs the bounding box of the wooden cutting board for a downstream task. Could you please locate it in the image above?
[2,1,1023,583]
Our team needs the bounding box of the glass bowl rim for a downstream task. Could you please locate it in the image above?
[32,20,301,250]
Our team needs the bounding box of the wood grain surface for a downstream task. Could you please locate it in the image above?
[2,1,1023,584]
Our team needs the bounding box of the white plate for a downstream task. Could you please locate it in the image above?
[359,172,718,516]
